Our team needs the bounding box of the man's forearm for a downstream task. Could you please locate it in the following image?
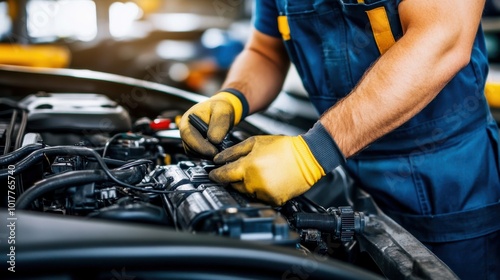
[222,30,290,114]
[321,0,485,158]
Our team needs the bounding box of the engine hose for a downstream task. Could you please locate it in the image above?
[294,195,328,213]
[0,143,130,168]
[291,213,339,233]
[0,146,94,178]
[0,146,155,192]
[0,146,126,179]
[0,143,45,166]
[90,157,129,167]
[17,167,144,210]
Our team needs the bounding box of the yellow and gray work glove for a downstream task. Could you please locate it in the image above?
[209,121,345,206]
[179,89,249,158]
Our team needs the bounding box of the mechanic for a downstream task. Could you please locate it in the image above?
[179,0,500,278]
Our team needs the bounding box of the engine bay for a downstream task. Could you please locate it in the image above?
[1,92,365,258]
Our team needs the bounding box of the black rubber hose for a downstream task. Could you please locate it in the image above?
[89,157,128,167]
[291,213,339,233]
[0,146,109,178]
[17,167,144,209]
[0,146,179,195]
[0,146,93,178]
[0,98,24,110]
[294,195,328,213]
[0,143,44,166]
[0,143,128,168]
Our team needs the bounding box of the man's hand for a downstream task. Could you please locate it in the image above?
[209,122,345,206]
[179,90,248,158]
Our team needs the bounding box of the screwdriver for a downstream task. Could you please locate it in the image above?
[188,114,234,152]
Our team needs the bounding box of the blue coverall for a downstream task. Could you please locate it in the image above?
[254,0,500,278]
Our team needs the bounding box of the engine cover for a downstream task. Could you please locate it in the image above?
[19,92,131,133]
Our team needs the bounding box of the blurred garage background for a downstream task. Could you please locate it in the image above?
[0,0,500,109]
[0,0,253,97]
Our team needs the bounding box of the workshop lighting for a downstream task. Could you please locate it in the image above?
[149,13,201,32]
[168,62,190,82]
[201,28,226,49]
[27,0,97,41]
[109,2,143,38]
[156,40,197,60]
[0,2,11,39]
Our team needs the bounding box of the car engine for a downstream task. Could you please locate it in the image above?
[1,92,365,259]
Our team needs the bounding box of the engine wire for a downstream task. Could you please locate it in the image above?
[101,133,124,158]
[3,110,18,154]
[1,98,29,155]
[14,109,28,150]
[117,159,154,170]
[0,145,205,195]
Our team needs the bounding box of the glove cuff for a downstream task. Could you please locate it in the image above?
[301,121,346,173]
[216,88,249,124]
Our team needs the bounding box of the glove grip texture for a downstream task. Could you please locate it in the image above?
[301,121,346,173]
